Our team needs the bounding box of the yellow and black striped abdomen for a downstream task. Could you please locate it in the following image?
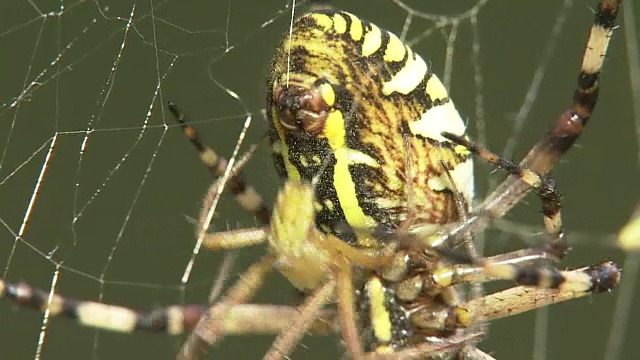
[267,10,474,247]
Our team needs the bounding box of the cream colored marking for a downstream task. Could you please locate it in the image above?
[367,278,393,343]
[311,155,322,165]
[236,187,263,212]
[77,302,137,332]
[561,271,593,292]
[324,199,335,211]
[425,74,450,101]
[383,32,406,62]
[374,197,402,210]
[619,209,640,251]
[382,49,427,95]
[167,306,185,335]
[47,294,64,314]
[362,23,382,57]
[346,13,363,41]
[582,25,611,74]
[200,149,219,167]
[342,148,379,167]
[319,82,336,107]
[486,264,516,281]
[426,158,475,202]
[408,102,466,142]
[309,13,333,31]
[332,13,347,34]
[314,201,324,213]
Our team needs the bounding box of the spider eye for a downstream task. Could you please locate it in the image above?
[274,83,329,135]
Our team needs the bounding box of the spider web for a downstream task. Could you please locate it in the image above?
[0,0,637,359]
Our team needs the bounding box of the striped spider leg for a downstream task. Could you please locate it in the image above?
[0,1,624,359]
[0,255,619,355]
[356,0,625,356]
[435,0,623,245]
[168,101,272,226]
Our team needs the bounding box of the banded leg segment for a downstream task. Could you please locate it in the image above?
[433,0,623,248]
[442,132,567,260]
[0,260,620,358]
[168,101,271,225]
[0,280,204,335]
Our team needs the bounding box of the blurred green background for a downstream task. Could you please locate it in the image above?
[0,0,638,359]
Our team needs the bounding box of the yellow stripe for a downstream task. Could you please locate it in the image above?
[271,108,301,181]
[309,13,332,31]
[319,82,335,107]
[362,23,382,57]
[346,13,363,41]
[323,110,377,230]
[332,13,347,34]
[425,73,450,100]
[383,32,406,62]
[367,277,393,343]
[382,49,427,95]
[426,157,474,202]
[408,101,466,142]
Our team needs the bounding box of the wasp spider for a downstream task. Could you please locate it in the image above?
[0,0,624,359]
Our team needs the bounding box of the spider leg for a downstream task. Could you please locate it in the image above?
[465,263,619,325]
[178,254,275,359]
[0,278,337,337]
[434,0,622,244]
[168,101,271,225]
[441,132,567,260]
[263,279,336,360]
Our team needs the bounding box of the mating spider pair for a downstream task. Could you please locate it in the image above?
[1,0,623,359]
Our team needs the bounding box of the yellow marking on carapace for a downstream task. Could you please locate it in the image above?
[427,158,475,202]
[323,110,377,232]
[324,199,335,211]
[332,13,347,34]
[271,108,301,181]
[367,277,393,343]
[346,12,363,41]
[319,82,335,107]
[362,23,382,57]
[309,13,333,31]
[299,155,309,168]
[408,102,466,142]
[382,49,427,95]
[424,74,450,101]
[383,32,406,62]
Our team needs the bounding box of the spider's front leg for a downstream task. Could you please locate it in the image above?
[441,131,567,260]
